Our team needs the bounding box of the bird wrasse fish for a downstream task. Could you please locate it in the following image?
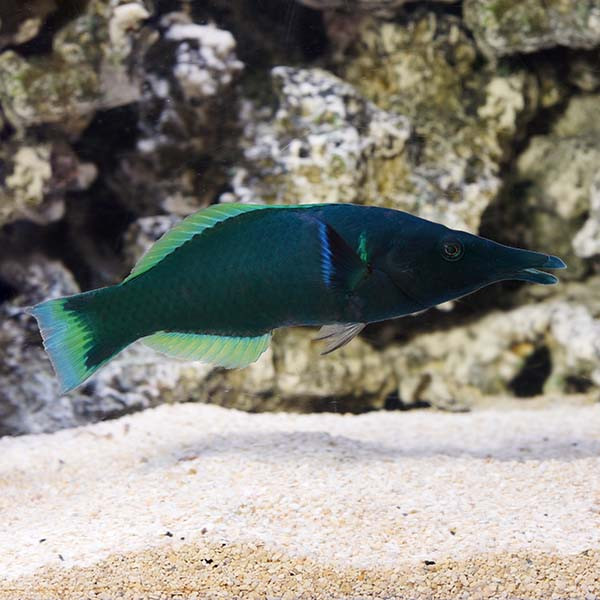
[29,203,566,393]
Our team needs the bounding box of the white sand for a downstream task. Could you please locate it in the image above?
[1,403,600,598]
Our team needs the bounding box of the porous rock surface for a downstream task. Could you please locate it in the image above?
[229,66,413,214]
[513,94,600,279]
[0,0,57,50]
[389,296,600,410]
[0,0,149,226]
[0,0,151,136]
[575,174,600,258]
[332,12,542,231]
[231,27,536,233]
[1,402,599,598]
[115,14,244,216]
[464,0,600,58]
[0,140,96,227]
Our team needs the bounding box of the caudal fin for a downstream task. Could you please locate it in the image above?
[28,289,127,393]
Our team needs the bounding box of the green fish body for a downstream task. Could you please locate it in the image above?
[30,203,566,392]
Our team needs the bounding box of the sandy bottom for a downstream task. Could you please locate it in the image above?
[1,403,600,599]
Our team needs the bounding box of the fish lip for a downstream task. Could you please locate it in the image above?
[516,267,559,285]
[542,255,567,270]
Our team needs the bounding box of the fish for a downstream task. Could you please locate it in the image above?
[28,203,567,393]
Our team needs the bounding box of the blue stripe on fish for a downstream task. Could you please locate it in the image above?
[319,220,334,287]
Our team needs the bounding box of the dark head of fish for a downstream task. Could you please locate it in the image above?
[380,222,566,309]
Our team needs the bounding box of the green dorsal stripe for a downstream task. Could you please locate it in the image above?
[143,331,271,369]
[123,203,272,283]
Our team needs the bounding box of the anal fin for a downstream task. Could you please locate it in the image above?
[143,331,271,369]
[314,322,366,354]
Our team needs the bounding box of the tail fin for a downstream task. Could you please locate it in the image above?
[28,288,128,393]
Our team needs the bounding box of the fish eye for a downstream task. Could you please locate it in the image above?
[441,240,464,261]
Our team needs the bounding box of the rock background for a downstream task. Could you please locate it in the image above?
[0,0,599,435]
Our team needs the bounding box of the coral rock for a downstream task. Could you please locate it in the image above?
[464,0,600,58]
[122,215,180,271]
[0,140,96,226]
[573,174,600,258]
[0,0,152,136]
[229,66,413,215]
[333,12,540,230]
[112,15,244,216]
[515,94,600,274]
[217,328,397,413]
[389,298,600,410]
[0,0,57,50]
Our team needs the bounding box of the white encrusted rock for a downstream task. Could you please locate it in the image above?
[389,298,600,410]
[0,0,152,136]
[165,23,243,100]
[114,15,244,216]
[573,174,600,258]
[332,13,542,231]
[229,66,412,211]
[0,141,96,226]
[464,0,600,58]
[515,94,600,275]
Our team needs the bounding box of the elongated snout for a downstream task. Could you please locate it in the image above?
[493,244,567,285]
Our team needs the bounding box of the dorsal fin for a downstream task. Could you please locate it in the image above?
[123,203,270,283]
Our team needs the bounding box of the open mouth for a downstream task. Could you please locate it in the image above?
[513,255,567,285]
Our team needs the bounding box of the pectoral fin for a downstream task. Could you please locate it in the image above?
[314,322,366,354]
